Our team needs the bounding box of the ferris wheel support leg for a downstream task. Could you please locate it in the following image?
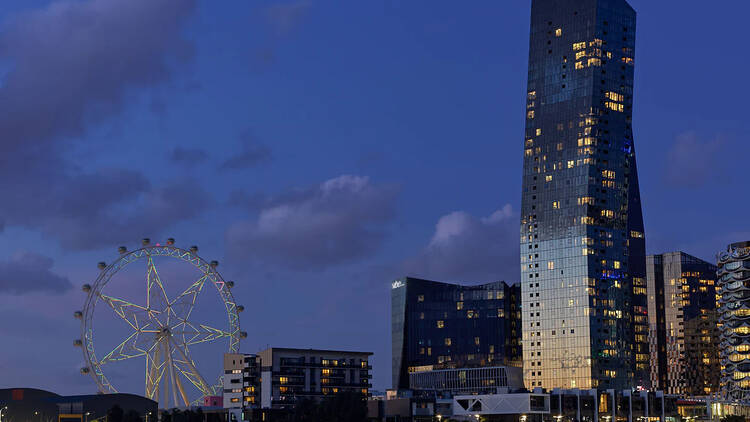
[169,337,212,396]
[160,340,170,409]
[165,340,181,409]
[173,364,190,407]
[146,342,161,404]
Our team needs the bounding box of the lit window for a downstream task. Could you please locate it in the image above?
[497,308,505,318]
[417,295,424,302]
[545,175,553,182]
[552,201,560,209]
[528,110,535,119]
[437,320,444,328]
[528,91,537,100]
[605,102,624,112]
[445,338,452,346]
[536,128,542,136]
[575,61,584,70]
[555,28,562,37]
[456,302,464,310]
[475,337,481,345]
[573,42,586,50]
[605,91,624,102]
[547,261,554,270]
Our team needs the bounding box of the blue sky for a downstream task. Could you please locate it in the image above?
[0,0,748,397]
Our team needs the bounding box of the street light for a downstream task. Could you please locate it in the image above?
[0,406,8,422]
[85,412,91,422]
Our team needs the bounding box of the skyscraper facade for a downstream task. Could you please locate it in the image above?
[391,277,521,390]
[520,0,648,390]
[717,241,750,402]
[646,252,719,395]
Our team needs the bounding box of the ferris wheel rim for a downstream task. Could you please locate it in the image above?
[79,244,241,398]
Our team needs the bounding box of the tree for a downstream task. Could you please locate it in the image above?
[107,405,124,422]
[292,392,367,422]
[123,410,141,422]
[292,398,320,422]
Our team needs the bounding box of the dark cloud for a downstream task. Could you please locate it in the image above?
[41,179,213,250]
[0,0,196,153]
[664,132,723,188]
[0,0,203,250]
[220,131,272,170]
[265,0,312,36]
[171,147,209,165]
[226,175,399,270]
[0,252,72,295]
[402,205,520,284]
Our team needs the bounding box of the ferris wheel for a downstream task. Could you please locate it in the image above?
[74,238,246,408]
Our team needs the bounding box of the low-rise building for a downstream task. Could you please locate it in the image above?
[222,348,372,419]
[222,353,259,420]
[408,365,524,396]
[258,347,372,410]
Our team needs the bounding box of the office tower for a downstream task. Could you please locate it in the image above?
[646,252,719,395]
[391,277,521,390]
[520,0,647,390]
[717,241,750,401]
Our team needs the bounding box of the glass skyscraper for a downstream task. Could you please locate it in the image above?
[391,277,521,390]
[520,0,648,390]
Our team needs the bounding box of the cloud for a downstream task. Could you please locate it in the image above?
[0,252,72,295]
[265,0,312,36]
[664,132,723,188]
[0,0,196,152]
[171,147,209,165]
[221,131,272,170]
[40,179,213,250]
[403,205,520,284]
[0,0,203,249]
[226,175,399,270]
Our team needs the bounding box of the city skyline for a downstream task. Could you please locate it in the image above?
[0,0,749,398]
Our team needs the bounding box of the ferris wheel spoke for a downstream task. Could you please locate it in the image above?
[100,331,153,365]
[98,293,153,331]
[172,321,234,346]
[146,254,171,323]
[169,273,210,323]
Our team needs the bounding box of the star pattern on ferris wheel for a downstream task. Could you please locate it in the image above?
[97,256,232,360]
[76,240,247,409]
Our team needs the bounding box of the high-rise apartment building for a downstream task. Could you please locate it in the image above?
[646,252,719,395]
[391,277,521,390]
[520,0,648,390]
[717,241,750,402]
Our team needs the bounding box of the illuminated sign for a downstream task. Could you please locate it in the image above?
[408,365,434,373]
[391,280,405,289]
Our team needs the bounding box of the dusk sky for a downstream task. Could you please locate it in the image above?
[0,0,748,397]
